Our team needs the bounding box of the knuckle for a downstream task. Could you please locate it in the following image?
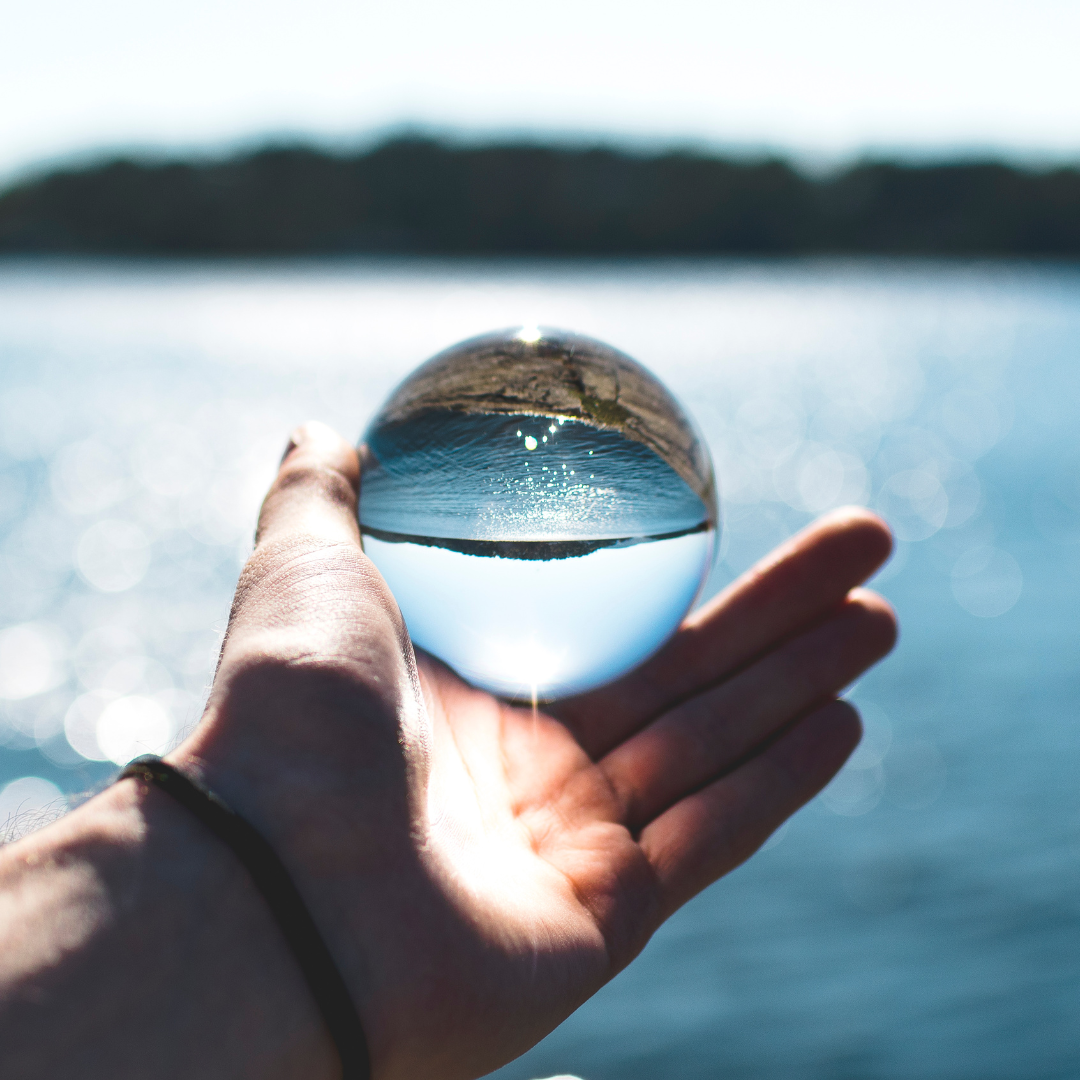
[242,535,367,597]
[276,460,358,506]
[229,537,409,648]
[214,647,408,748]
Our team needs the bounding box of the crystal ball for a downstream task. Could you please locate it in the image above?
[358,327,718,700]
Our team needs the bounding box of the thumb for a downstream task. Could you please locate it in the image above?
[216,420,406,672]
[255,421,362,549]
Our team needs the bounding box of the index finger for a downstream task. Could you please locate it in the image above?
[554,507,893,758]
[219,421,396,661]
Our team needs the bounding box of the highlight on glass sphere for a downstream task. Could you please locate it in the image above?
[358,326,719,701]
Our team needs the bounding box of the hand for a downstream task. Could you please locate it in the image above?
[176,422,897,1080]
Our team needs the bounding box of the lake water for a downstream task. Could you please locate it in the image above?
[1,257,1078,1079]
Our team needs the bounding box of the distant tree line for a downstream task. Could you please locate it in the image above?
[1,137,1079,255]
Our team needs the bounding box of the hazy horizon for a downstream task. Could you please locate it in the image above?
[5,0,1080,185]
[6,123,1080,190]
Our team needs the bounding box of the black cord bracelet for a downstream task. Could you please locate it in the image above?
[120,755,371,1080]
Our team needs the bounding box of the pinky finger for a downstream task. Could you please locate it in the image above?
[639,699,861,922]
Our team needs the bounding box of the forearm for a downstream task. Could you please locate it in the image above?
[0,780,337,1080]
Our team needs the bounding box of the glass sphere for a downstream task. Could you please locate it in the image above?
[359,327,718,700]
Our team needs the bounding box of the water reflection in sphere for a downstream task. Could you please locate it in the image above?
[358,327,718,699]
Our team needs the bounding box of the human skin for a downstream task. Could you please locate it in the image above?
[0,422,897,1080]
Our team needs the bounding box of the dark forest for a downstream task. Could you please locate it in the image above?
[2,137,1079,255]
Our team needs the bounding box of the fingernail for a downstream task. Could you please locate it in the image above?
[281,421,339,464]
[280,428,304,464]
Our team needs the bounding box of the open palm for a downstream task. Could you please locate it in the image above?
[183,423,895,1080]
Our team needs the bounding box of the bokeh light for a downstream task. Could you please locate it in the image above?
[0,623,68,701]
[96,695,174,765]
[951,546,1024,618]
[76,520,151,592]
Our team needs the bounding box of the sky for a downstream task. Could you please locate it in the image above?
[3,0,1080,181]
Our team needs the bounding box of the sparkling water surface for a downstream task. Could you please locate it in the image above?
[360,409,710,543]
[1,258,1079,1078]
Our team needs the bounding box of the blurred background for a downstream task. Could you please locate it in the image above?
[1,2,1079,1078]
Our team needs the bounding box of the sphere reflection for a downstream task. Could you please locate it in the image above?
[359,327,718,700]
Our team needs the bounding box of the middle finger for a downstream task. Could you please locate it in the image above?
[598,588,896,831]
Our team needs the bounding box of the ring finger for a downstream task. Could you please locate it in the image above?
[597,587,896,831]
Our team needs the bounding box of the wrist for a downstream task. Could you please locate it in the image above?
[0,778,339,1080]
[167,657,430,1078]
